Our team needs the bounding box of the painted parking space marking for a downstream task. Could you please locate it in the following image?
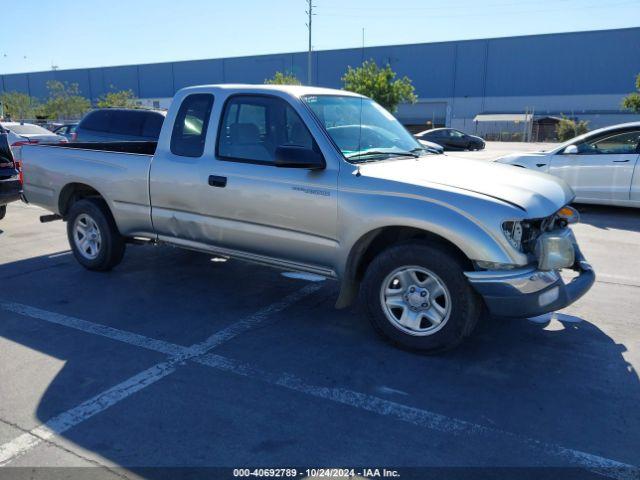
[0,360,178,466]
[1,290,638,479]
[47,251,72,259]
[1,302,183,356]
[0,283,322,466]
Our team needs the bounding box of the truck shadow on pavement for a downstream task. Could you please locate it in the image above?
[575,204,640,232]
[0,246,638,472]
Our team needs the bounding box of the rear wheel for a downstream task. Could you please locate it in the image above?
[66,198,125,271]
[362,242,481,352]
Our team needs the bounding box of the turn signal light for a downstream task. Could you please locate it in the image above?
[557,206,579,224]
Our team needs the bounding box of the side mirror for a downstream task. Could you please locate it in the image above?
[274,145,325,170]
[563,145,578,155]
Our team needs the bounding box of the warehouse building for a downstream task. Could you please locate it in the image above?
[1,27,639,137]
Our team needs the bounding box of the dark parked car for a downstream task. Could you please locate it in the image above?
[415,128,485,151]
[0,134,22,221]
[75,108,166,142]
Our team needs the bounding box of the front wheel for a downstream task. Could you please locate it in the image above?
[0,205,6,220]
[362,243,481,352]
[66,198,125,271]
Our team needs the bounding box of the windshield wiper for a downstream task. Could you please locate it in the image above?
[347,150,419,161]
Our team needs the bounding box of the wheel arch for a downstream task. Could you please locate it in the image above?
[58,182,106,217]
[335,226,474,309]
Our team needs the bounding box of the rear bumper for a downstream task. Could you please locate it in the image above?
[0,169,22,206]
[465,247,595,318]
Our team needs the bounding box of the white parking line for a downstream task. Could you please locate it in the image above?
[47,251,72,259]
[1,292,638,479]
[0,283,321,466]
[0,360,179,466]
[1,302,183,356]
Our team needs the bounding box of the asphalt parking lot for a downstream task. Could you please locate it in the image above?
[0,144,639,479]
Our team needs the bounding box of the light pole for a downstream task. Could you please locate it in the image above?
[306,0,315,85]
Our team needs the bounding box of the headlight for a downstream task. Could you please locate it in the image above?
[535,230,575,270]
[502,221,524,251]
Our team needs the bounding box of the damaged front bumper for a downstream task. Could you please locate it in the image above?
[465,243,595,318]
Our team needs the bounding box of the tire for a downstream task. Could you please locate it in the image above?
[66,198,125,271]
[362,242,481,353]
[0,205,6,220]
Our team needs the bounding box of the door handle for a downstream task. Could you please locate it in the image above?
[613,160,630,163]
[208,175,227,187]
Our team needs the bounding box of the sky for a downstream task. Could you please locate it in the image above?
[1,0,639,75]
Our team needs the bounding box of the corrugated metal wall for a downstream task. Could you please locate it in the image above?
[2,27,639,127]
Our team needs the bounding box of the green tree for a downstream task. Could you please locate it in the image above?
[0,91,41,120]
[556,115,589,141]
[264,71,302,85]
[342,60,417,112]
[621,74,640,113]
[42,81,90,120]
[96,89,138,108]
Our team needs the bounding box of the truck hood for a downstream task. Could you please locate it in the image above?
[357,155,574,217]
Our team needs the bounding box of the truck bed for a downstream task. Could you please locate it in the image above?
[21,142,155,238]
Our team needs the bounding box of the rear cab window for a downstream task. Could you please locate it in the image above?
[170,94,215,158]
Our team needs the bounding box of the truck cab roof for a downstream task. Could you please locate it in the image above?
[177,84,365,99]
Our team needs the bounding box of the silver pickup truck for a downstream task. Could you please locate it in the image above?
[20,84,595,352]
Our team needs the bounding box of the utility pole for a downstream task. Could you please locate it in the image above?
[306,0,315,85]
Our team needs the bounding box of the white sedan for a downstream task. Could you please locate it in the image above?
[0,121,67,166]
[0,122,66,147]
[496,122,640,207]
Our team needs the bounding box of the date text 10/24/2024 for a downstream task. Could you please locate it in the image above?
[233,468,401,478]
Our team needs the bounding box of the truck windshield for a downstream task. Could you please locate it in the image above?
[302,95,428,162]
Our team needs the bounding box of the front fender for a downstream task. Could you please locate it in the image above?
[339,191,519,275]
[334,188,526,308]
